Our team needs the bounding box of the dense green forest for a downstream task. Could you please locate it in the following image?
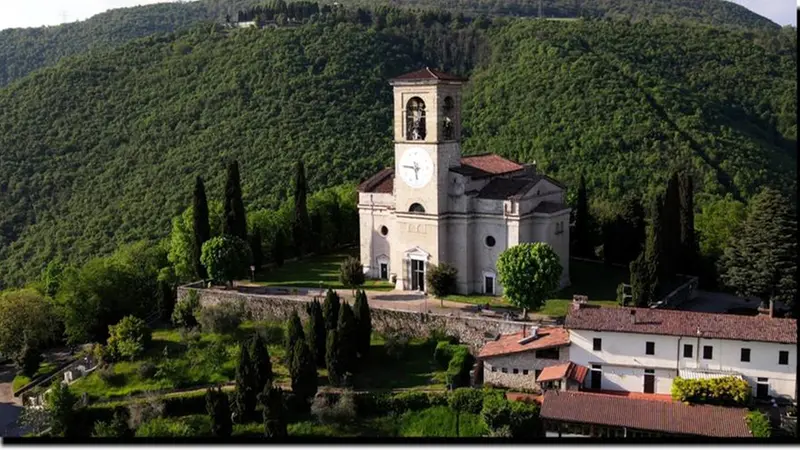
[0,6,796,287]
[0,0,780,87]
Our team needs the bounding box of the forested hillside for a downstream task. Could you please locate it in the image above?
[0,7,795,287]
[0,0,779,87]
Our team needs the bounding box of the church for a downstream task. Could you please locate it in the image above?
[358,68,570,295]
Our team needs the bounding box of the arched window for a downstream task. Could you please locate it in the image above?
[409,203,425,213]
[406,97,426,140]
[443,96,455,140]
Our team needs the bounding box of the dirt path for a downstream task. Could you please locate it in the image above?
[0,364,23,437]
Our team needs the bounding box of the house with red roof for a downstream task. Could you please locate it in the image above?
[357,68,570,295]
[566,301,797,402]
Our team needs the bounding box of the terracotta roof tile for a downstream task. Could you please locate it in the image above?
[391,67,468,82]
[566,306,797,344]
[478,327,570,358]
[358,168,394,194]
[461,154,524,175]
[540,390,751,437]
[537,362,588,384]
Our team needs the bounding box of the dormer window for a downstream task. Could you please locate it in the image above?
[406,97,426,140]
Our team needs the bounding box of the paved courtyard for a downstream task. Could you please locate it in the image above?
[0,364,22,437]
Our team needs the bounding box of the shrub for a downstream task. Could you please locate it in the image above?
[106,316,151,361]
[671,376,751,406]
[97,365,122,386]
[448,388,484,414]
[172,291,201,329]
[384,329,412,360]
[127,393,165,429]
[206,386,232,437]
[616,282,628,306]
[338,257,365,290]
[433,341,455,368]
[445,346,474,388]
[134,416,208,437]
[426,263,458,298]
[196,301,244,334]
[480,391,511,431]
[311,392,357,426]
[746,410,771,438]
[92,410,132,438]
[508,399,541,437]
[257,324,286,346]
[137,362,157,380]
[18,344,42,378]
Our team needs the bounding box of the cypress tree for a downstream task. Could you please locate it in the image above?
[573,173,594,258]
[259,385,288,438]
[205,385,232,437]
[352,290,372,360]
[250,229,264,271]
[193,176,211,279]
[233,341,258,423]
[325,328,343,386]
[678,172,698,274]
[249,332,273,393]
[662,172,681,279]
[290,339,318,405]
[305,299,326,367]
[157,280,175,322]
[285,310,305,374]
[337,302,357,375]
[292,160,311,258]
[630,252,657,307]
[322,289,340,331]
[720,188,797,308]
[646,195,667,295]
[223,160,248,240]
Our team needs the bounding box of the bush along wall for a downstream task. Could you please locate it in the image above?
[671,376,751,407]
[746,410,772,438]
[432,341,474,389]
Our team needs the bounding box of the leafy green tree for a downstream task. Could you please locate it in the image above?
[695,194,747,258]
[259,385,288,438]
[322,289,340,331]
[426,263,458,305]
[448,388,483,437]
[509,400,541,437]
[572,173,594,258]
[205,385,233,437]
[17,343,42,378]
[352,290,372,360]
[290,339,318,406]
[233,341,259,423]
[293,160,311,258]
[193,176,211,279]
[167,207,198,282]
[305,299,327,367]
[92,409,132,438]
[720,188,797,308]
[285,310,305,373]
[41,258,65,298]
[46,380,79,437]
[496,243,562,316]
[338,257,365,292]
[325,328,343,386]
[0,289,59,370]
[106,315,152,361]
[480,391,511,432]
[336,301,357,375]
[250,229,264,271]
[171,290,200,328]
[249,332,274,393]
[201,235,252,287]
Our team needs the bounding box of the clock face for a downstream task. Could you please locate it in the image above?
[399,147,434,189]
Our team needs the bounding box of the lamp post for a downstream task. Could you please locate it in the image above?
[250,265,255,282]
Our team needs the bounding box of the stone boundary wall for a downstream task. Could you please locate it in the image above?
[177,285,546,351]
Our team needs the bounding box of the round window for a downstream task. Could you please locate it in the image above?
[485,236,496,247]
[380,226,389,236]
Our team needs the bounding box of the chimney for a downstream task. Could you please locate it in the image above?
[523,324,528,338]
[630,309,636,324]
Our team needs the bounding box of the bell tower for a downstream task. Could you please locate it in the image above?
[389,68,466,215]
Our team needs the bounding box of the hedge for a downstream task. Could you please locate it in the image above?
[446,346,474,389]
[746,410,771,438]
[671,376,751,407]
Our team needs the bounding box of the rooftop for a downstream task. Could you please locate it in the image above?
[536,362,588,384]
[540,390,751,438]
[461,153,524,175]
[565,305,797,344]
[357,168,394,194]
[478,327,570,358]
[390,67,468,83]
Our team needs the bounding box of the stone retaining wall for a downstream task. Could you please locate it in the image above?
[177,285,542,351]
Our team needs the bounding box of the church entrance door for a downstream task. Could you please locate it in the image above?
[411,259,425,291]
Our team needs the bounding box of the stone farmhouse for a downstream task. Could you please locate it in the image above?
[358,68,570,295]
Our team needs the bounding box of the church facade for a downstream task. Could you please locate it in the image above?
[357,68,570,295]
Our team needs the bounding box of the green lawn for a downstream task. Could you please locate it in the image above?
[253,249,394,291]
[12,361,58,391]
[444,258,627,316]
[353,334,447,391]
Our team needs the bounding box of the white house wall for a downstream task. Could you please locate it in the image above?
[570,329,797,399]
